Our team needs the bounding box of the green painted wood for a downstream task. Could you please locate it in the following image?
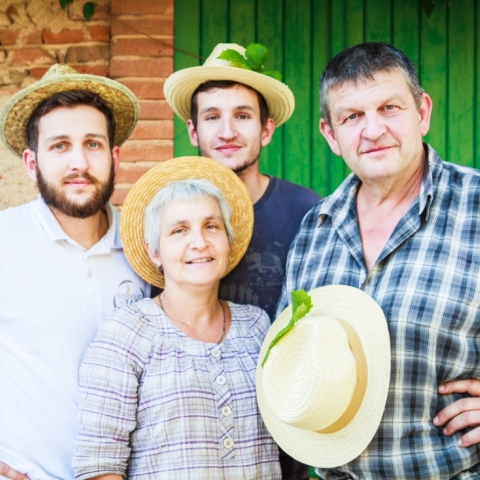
[229,0,256,44]
[365,0,392,42]
[312,0,332,197]
[284,0,312,187]
[447,0,475,167]
[257,0,285,178]
[173,0,201,157]
[420,0,447,158]
[174,0,480,195]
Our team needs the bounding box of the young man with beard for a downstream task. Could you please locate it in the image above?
[0,65,148,480]
[164,43,320,480]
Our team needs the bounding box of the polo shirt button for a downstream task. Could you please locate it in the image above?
[224,438,234,449]
[216,375,226,385]
[221,406,231,416]
[211,348,221,358]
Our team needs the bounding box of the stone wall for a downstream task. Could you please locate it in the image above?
[0,0,174,210]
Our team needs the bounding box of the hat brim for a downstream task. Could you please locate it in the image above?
[164,66,295,127]
[1,73,139,158]
[120,156,254,289]
[256,285,391,468]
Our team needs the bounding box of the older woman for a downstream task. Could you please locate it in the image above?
[73,157,281,479]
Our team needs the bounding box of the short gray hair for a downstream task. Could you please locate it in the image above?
[319,42,424,127]
[144,178,234,257]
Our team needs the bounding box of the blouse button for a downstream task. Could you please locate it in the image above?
[221,406,231,416]
[211,348,221,358]
[224,438,234,449]
[216,375,226,385]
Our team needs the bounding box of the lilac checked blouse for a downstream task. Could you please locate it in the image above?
[73,298,281,480]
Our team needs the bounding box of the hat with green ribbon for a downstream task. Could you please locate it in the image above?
[164,42,295,127]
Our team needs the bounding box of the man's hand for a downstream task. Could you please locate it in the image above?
[0,462,30,480]
[434,379,480,447]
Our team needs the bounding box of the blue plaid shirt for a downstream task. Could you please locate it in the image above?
[277,145,480,479]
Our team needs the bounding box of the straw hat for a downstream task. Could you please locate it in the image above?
[120,156,253,289]
[164,43,294,127]
[0,63,139,158]
[256,285,390,468]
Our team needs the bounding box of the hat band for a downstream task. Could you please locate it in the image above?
[316,318,368,434]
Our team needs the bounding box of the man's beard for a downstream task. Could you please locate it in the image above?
[199,143,261,175]
[36,164,115,219]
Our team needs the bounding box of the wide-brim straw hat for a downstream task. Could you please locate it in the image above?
[0,63,139,158]
[256,285,390,468]
[164,43,294,127]
[120,156,254,289]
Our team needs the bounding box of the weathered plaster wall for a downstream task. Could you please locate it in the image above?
[0,0,174,210]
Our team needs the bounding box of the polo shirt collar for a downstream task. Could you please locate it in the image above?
[33,196,121,250]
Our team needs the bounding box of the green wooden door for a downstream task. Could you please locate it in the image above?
[173,0,480,197]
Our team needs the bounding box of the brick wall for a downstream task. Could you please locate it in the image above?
[0,0,174,210]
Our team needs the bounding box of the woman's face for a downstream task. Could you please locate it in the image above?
[154,196,231,290]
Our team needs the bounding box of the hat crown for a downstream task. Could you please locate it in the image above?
[42,63,80,79]
[262,315,358,431]
[202,43,247,68]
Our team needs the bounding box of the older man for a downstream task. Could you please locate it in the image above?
[0,65,148,480]
[277,42,480,479]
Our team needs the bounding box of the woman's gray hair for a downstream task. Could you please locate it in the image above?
[144,178,234,257]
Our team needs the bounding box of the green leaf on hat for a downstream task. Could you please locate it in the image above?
[217,42,283,82]
[245,43,268,70]
[217,49,251,70]
[261,290,313,367]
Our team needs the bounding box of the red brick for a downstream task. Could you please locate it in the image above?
[88,25,110,42]
[120,141,173,162]
[111,187,130,206]
[10,48,55,66]
[111,16,173,37]
[119,79,164,99]
[65,45,110,63]
[111,0,173,15]
[139,100,174,120]
[42,28,86,44]
[67,64,109,76]
[111,37,173,57]
[24,30,42,45]
[0,30,20,46]
[110,57,172,78]
[115,164,156,183]
[129,120,173,140]
[29,67,50,79]
[68,0,110,21]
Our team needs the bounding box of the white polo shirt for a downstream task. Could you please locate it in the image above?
[0,196,149,480]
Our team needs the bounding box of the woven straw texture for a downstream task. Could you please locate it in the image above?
[120,156,254,289]
[164,43,295,127]
[1,64,139,158]
[256,285,391,468]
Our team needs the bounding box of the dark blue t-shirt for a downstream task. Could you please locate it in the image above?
[219,176,320,320]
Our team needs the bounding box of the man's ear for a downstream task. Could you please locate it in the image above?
[23,149,38,182]
[319,118,342,157]
[261,118,275,147]
[187,119,199,147]
[111,146,121,175]
[418,93,433,137]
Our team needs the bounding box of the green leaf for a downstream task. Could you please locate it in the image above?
[83,1,96,21]
[59,0,73,10]
[261,290,313,367]
[245,42,268,70]
[264,70,283,82]
[217,49,251,70]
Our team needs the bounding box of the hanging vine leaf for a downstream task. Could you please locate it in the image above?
[82,2,96,20]
[422,0,436,16]
[59,0,74,10]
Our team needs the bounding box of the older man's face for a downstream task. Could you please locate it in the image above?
[320,69,432,188]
